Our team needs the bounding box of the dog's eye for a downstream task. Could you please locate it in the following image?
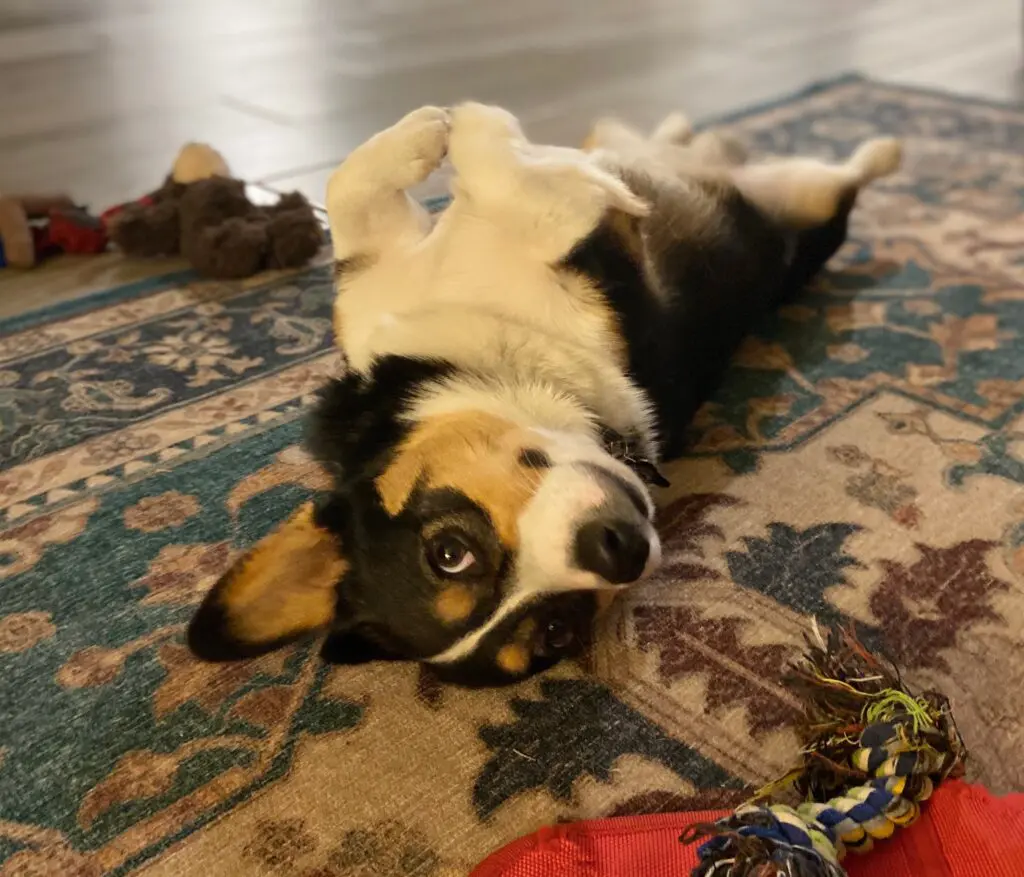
[427,534,478,576]
[542,618,576,652]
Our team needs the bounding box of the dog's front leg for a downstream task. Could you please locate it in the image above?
[444,103,649,263]
[326,106,450,262]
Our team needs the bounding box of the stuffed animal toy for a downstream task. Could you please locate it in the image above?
[104,143,325,279]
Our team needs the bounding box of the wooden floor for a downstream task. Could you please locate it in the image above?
[0,0,1020,314]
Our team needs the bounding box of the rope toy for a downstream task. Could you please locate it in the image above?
[680,623,967,877]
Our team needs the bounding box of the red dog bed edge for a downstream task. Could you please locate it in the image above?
[471,781,1024,877]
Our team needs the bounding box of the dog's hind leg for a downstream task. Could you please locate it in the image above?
[731,138,902,229]
[682,130,749,167]
[582,117,662,153]
[584,113,748,182]
[584,112,694,151]
[651,112,694,145]
[445,102,649,263]
[326,106,450,261]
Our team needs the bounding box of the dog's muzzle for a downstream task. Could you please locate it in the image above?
[570,463,661,586]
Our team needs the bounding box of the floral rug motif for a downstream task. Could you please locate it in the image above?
[1,76,1022,877]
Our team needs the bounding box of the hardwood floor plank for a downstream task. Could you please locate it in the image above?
[0,0,1019,316]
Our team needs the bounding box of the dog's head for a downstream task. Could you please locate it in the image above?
[187,356,661,685]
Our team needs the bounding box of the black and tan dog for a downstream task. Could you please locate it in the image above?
[187,104,900,685]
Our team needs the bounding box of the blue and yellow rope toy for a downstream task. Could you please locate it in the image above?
[681,624,967,877]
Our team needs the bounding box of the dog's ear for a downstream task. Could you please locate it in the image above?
[187,500,348,661]
[318,628,401,665]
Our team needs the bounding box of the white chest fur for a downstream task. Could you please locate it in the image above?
[334,205,655,445]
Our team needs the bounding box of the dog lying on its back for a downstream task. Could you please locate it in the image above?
[187,104,901,685]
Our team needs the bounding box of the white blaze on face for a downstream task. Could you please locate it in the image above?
[516,430,658,588]
[427,428,660,666]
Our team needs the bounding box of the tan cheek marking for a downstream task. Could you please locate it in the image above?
[447,464,532,549]
[496,643,530,676]
[495,617,539,675]
[433,584,478,625]
[516,618,538,640]
[221,501,347,643]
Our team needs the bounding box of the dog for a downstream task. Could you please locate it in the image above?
[186,103,901,685]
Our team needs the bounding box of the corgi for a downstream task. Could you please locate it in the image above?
[187,103,900,685]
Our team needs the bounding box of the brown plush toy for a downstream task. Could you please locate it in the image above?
[106,143,324,279]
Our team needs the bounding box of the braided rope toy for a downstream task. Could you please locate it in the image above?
[680,623,967,877]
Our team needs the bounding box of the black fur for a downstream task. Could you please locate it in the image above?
[307,358,558,671]
[306,357,509,658]
[186,598,288,662]
[305,358,605,683]
[306,355,456,490]
[189,351,602,684]
[564,191,855,458]
[190,185,856,685]
[330,482,511,658]
[428,592,598,687]
[311,462,595,683]
[781,191,855,293]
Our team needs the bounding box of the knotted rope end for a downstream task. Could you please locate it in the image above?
[681,623,968,877]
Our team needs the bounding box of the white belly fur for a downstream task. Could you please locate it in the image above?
[334,204,656,443]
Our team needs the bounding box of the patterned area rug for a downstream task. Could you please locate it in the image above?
[2,76,1023,877]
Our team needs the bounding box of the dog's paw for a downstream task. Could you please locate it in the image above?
[384,105,451,181]
[849,137,903,182]
[651,111,693,145]
[361,105,451,188]
[330,106,450,203]
[450,102,524,144]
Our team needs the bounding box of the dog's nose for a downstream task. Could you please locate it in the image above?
[574,518,651,585]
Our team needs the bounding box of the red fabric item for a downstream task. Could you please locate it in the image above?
[100,194,154,228]
[470,781,1024,877]
[30,224,51,254]
[48,206,108,254]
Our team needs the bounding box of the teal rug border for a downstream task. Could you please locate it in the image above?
[4,72,1019,338]
[0,269,197,335]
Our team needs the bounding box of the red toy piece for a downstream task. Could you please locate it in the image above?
[100,194,155,229]
[48,204,108,255]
